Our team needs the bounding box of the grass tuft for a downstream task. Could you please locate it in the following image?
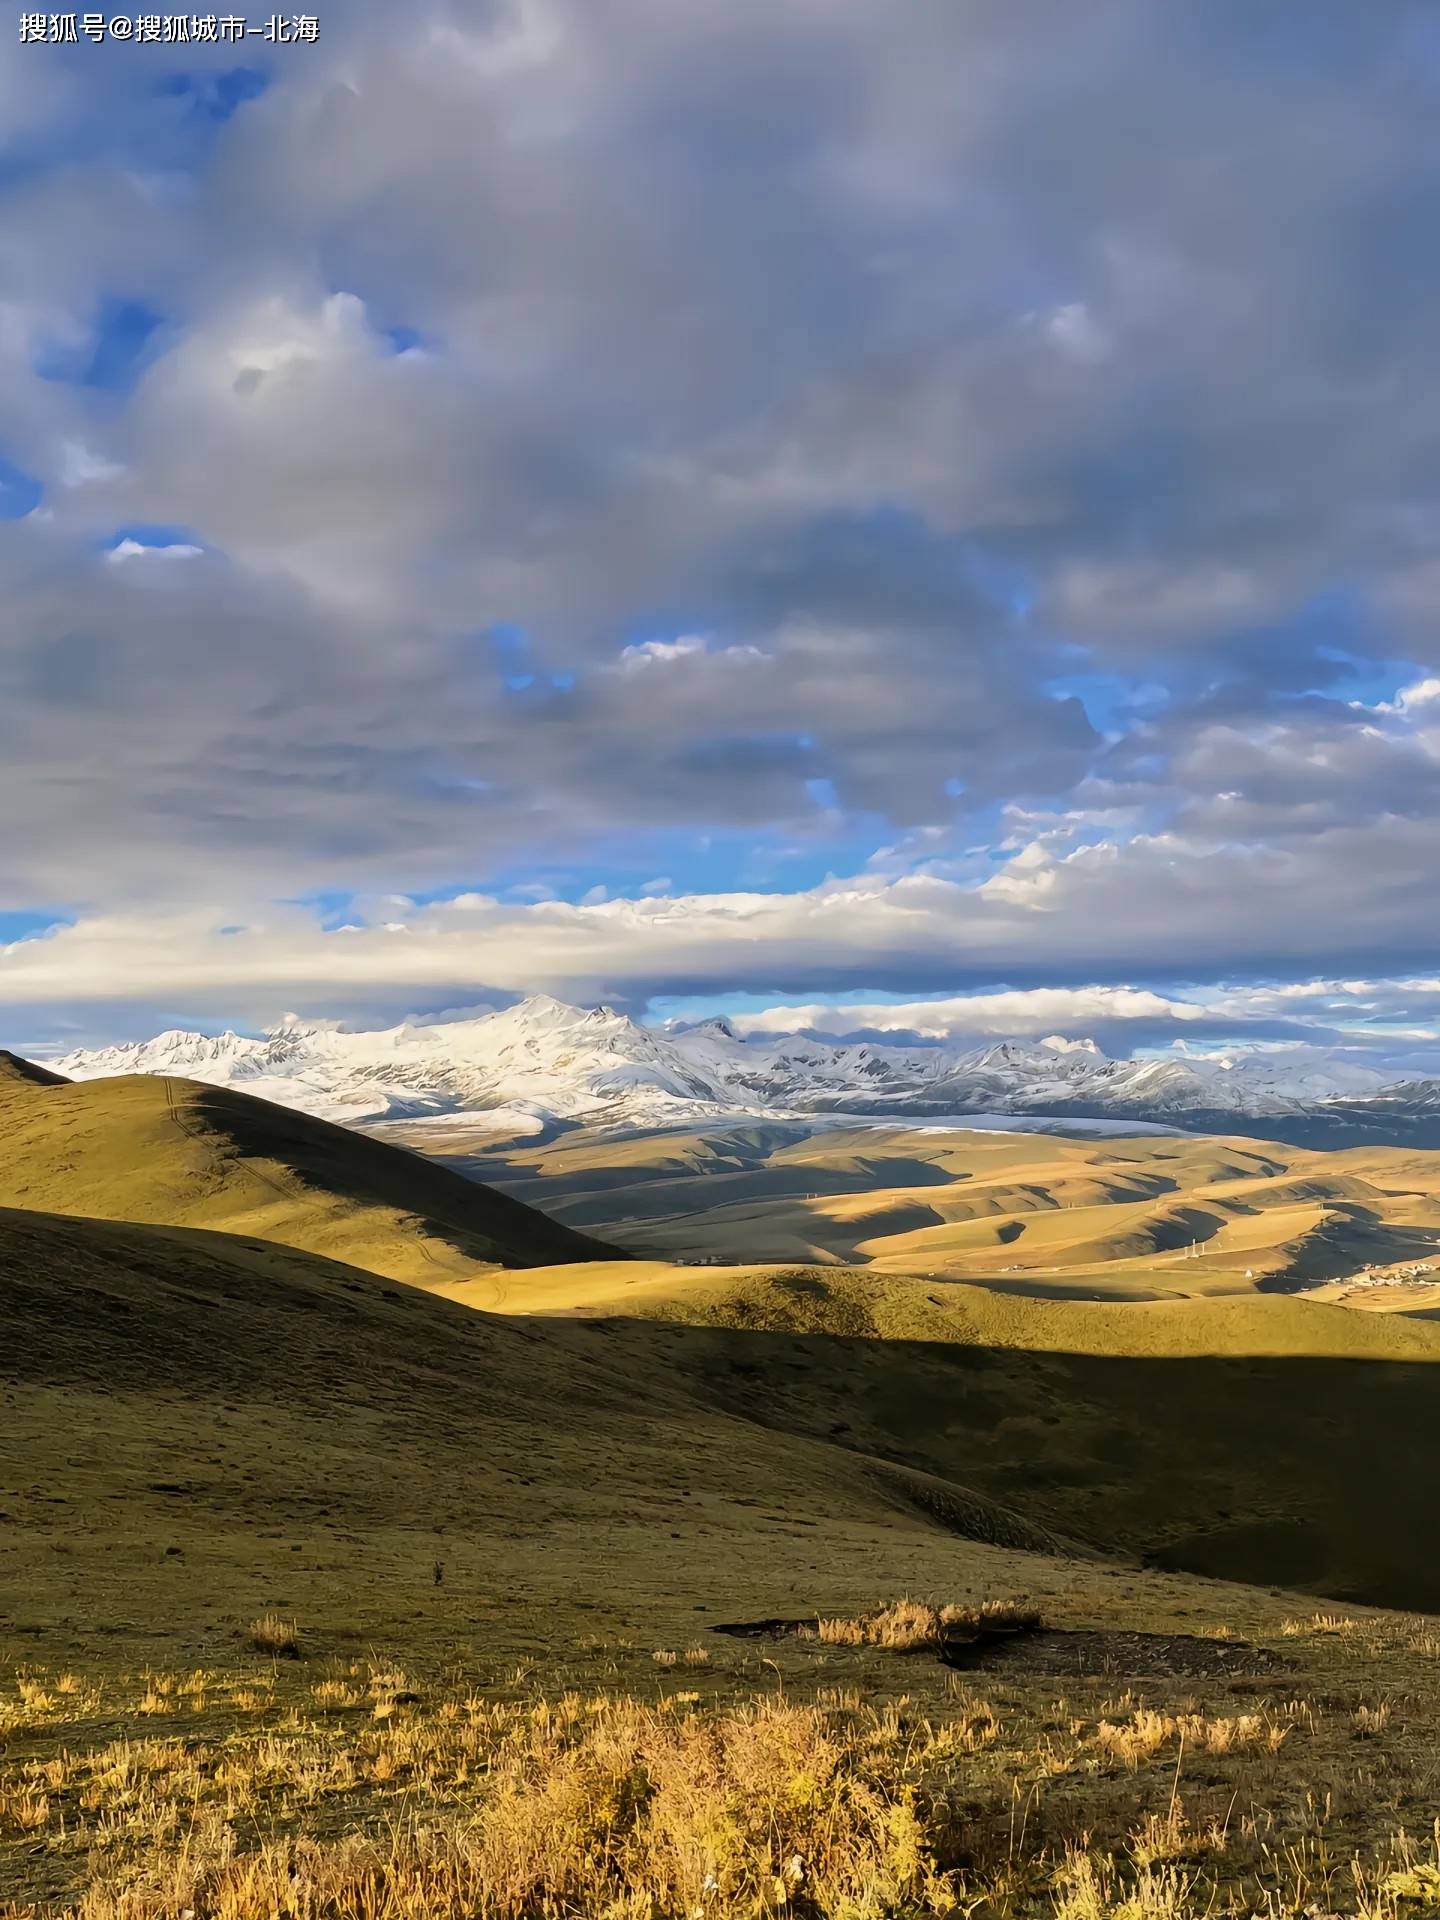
[816,1596,1039,1652]
[246,1614,303,1660]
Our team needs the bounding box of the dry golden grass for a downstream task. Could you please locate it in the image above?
[1092,1705,1292,1768]
[245,1614,302,1660]
[1283,1611,1364,1636]
[6,1642,1440,1919]
[815,1596,1040,1651]
[8,1684,960,1917]
[1053,1850,1197,1920]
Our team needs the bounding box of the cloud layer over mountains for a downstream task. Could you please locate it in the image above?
[5,2,1440,1049]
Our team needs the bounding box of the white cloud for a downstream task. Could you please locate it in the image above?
[618,637,709,669]
[58,441,124,488]
[106,538,202,563]
[1361,677,1440,717]
[616,637,768,671]
[731,986,1207,1040]
[4,0,1440,1031]
[4,828,1440,1032]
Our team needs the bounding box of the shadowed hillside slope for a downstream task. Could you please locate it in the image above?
[0,1049,67,1087]
[0,1204,1079,1662]
[0,1060,609,1283]
[6,1204,1440,1635]
[453,1256,1440,1609]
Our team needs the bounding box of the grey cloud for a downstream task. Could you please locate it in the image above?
[6,0,1440,1011]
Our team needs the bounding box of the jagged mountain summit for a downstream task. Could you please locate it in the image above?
[54,998,726,1129]
[48,996,1439,1144]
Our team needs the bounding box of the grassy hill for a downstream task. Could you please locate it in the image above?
[0,1051,67,1089]
[463,1256,1440,1610]
[0,1203,1081,1667]
[4,1070,1439,1615]
[8,1099,1440,1912]
[6,1200,1440,1651]
[0,1056,609,1284]
[402,1117,1440,1299]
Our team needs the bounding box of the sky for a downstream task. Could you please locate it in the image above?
[5,0,1440,1064]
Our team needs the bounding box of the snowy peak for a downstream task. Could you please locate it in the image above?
[484,993,597,1034]
[54,996,731,1128]
[48,998,1423,1136]
[59,1028,269,1077]
[969,1040,1050,1068]
[672,1015,738,1041]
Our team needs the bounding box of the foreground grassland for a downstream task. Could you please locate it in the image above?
[8,1607,1440,1917]
[7,1066,1440,1914]
[397,1118,1440,1301]
[8,1198,1440,1915]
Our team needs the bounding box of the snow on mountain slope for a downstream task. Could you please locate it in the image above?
[55,998,732,1127]
[49,995,1417,1135]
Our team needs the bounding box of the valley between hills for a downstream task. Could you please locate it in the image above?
[6,1051,1440,1916]
[380,1113,1440,1305]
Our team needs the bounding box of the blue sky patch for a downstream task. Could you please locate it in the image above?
[157,66,270,124]
[0,456,42,519]
[37,298,166,392]
[0,911,71,943]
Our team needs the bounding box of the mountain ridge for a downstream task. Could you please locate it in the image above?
[46,995,1440,1144]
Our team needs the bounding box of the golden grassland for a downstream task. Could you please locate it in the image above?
[8,1191,1440,1915]
[0,1057,605,1286]
[11,1195,1440,1617]
[7,1605,1440,1917]
[8,1066,1440,1912]
[400,1119,1440,1302]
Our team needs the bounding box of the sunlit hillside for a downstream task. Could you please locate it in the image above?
[0,1054,608,1288]
[379,1117,1440,1301]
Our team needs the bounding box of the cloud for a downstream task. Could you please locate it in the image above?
[616,637,768,672]
[1363,677,1440,716]
[4,0,1440,1040]
[106,538,203,562]
[58,441,124,488]
[10,835,1440,1041]
[730,986,1205,1041]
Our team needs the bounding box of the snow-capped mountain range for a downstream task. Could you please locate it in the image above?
[44,995,1440,1144]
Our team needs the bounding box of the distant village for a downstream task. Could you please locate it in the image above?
[1304,1260,1440,1296]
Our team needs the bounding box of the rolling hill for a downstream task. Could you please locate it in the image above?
[0,1053,609,1285]
[0,1201,1084,1659]
[393,1117,1440,1300]
[9,1063,1440,1915]
[7,1054,1440,1626]
[6,1184,1440,1628]
[428,1253,1440,1609]
[12,1197,1440,1918]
